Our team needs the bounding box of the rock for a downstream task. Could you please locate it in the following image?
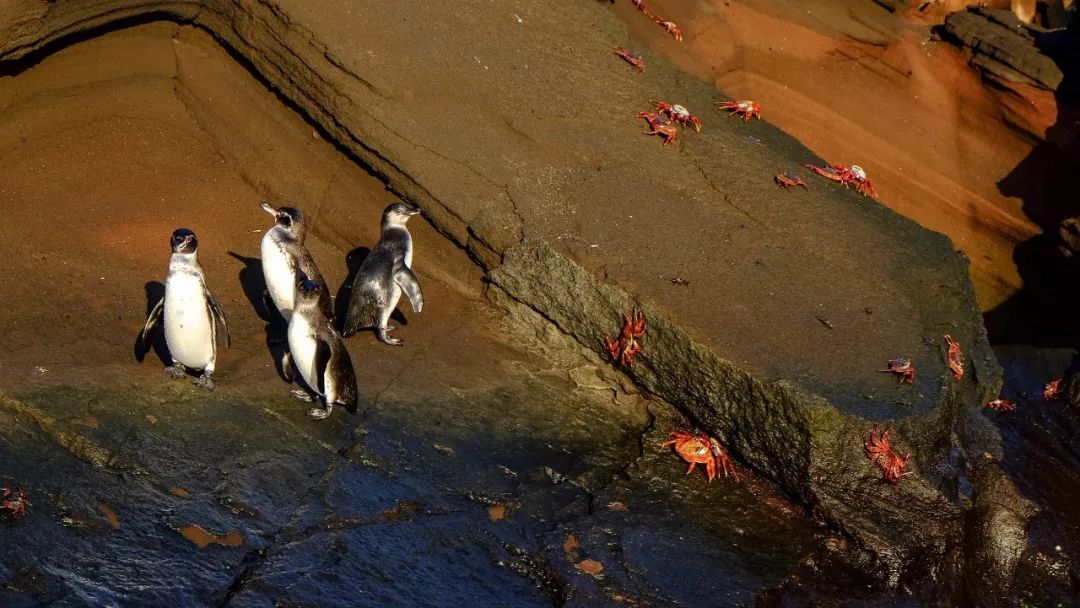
[0,0,1020,596]
[965,459,1038,607]
[941,6,1066,90]
[1060,217,1080,260]
[489,240,978,587]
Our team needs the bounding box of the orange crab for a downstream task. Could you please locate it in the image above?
[863,425,910,485]
[604,310,646,367]
[650,101,701,132]
[636,111,678,145]
[774,172,808,190]
[1,487,29,520]
[654,17,682,41]
[944,335,964,380]
[663,430,737,482]
[804,163,877,198]
[1044,378,1063,402]
[879,358,915,384]
[986,399,1016,412]
[632,0,651,16]
[613,47,646,72]
[716,99,761,121]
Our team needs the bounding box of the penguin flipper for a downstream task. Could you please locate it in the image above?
[141,298,164,345]
[393,265,424,314]
[325,331,359,414]
[206,290,231,348]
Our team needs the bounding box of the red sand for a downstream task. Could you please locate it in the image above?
[616,0,1051,310]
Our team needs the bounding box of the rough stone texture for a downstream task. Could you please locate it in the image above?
[1060,216,1080,260]
[965,459,1039,608]
[941,7,1066,90]
[0,24,831,605]
[0,0,1017,596]
[490,239,975,587]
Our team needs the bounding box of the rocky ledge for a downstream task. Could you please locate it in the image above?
[940,6,1069,91]
[0,0,1036,600]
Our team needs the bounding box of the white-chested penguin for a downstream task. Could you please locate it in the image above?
[140,229,230,390]
[259,201,333,322]
[288,278,359,420]
[342,203,423,345]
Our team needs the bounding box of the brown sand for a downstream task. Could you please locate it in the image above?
[615,0,1049,310]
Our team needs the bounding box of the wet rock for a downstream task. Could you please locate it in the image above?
[941,6,1065,90]
[1060,217,1080,264]
[490,240,978,587]
[965,458,1038,607]
[0,0,1018,597]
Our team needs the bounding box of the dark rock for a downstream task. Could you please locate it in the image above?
[941,7,1065,90]
[965,458,1038,607]
[490,240,977,587]
[1060,217,1080,260]
[0,0,1021,596]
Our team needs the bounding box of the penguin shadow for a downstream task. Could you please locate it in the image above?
[134,281,170,366]
[333,246,407,334]
[228,252,291,382]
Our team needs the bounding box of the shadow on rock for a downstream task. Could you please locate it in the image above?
[134,280,169,366]
[333,246,369,332]
[228,251,291,382]
[985,19,1080,347]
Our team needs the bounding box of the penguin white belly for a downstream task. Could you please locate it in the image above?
[261,236,296,319]
[164,273,214,370]
[288,314,321,394]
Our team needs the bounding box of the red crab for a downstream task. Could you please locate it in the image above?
[663,431,736,482]
[716,99,761,121]
[879,358,915,384]
[863,425,910,485]
[1044,378,1063,402]
[774,172,808,190]
[636,111,678,145]
[614,47,646,72]
[804,163,877,198]
[632,0,651,16]
[654,17,683,41]
[651,100,701,132]
[1,487,29,520]
[986,399,1016,412]
[847,165,878,198]
[604,310,646,367]
[944,335,964,380]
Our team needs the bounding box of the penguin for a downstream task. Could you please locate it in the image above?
[342,203,423,345]
[140,229,230,390]
[259,201,333,322]
[288,278,359,420]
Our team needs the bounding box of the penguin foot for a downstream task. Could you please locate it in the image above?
[290,389,314,402]
[307,405,332,420]
[193,374,215,391]
[376,327,403,346]
[164,366,187,380]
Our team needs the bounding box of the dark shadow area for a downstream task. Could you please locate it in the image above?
[134,281,170,366]
[228,252,292,383]
[333,246,370,331]
[985,19,1080,347]
[988,346,1080,604]
[0,11,195,78]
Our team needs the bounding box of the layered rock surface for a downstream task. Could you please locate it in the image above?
[0,0,1033,600]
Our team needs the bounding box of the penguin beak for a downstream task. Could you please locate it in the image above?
[259,201,277,217]
[406,206,421,216]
